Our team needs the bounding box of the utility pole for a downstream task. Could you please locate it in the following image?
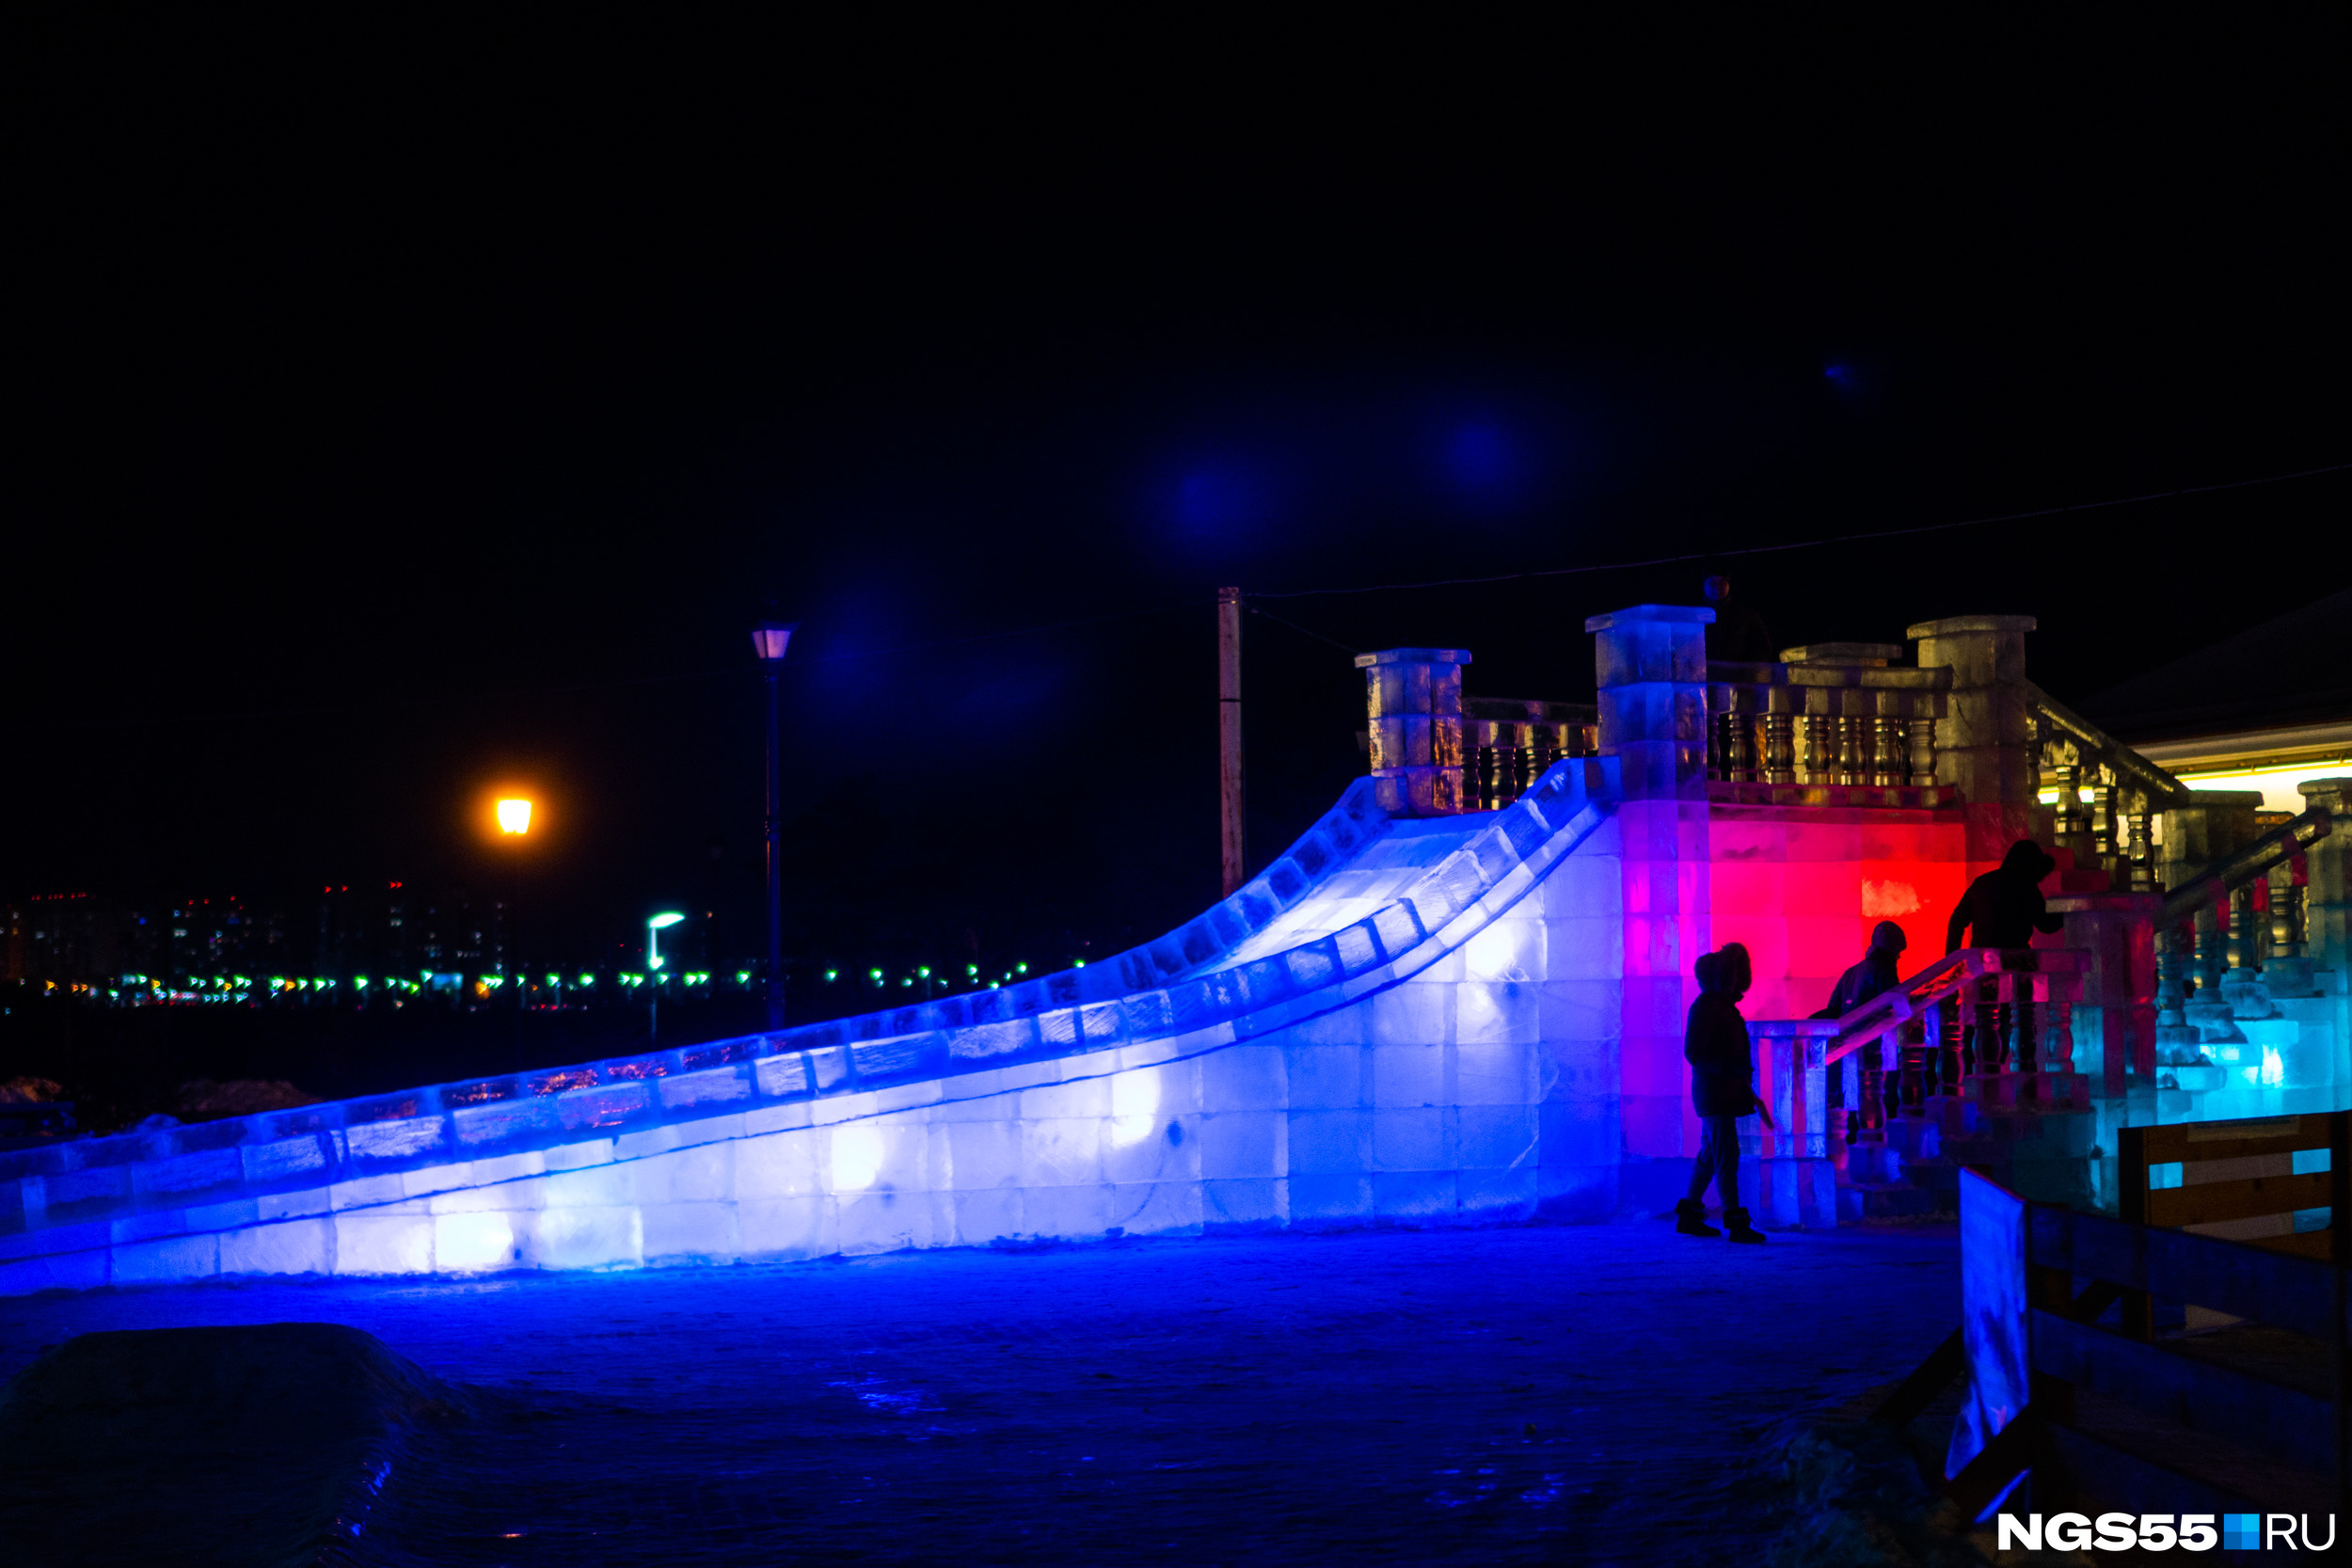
[752,621,796,1030]
[1217,586,1245,896]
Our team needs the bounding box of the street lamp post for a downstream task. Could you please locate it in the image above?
[752,621,796,1030]
[496,798,533,1060]
[647,911,685,1048]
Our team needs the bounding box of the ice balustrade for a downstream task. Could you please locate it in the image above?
[1751,947,2093,1164]
[2151,801,2335,1064]
[1376,639,1965,817]
[1704,644,1952,802]
[1464,696,1597,813]
[2028,681,2197,895]
[0,758,1624,1259]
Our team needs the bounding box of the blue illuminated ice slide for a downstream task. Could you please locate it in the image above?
[0,760,1630,1294]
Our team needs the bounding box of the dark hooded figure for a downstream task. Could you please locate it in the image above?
[1946,839,2062,953]
[1819,920,1908,1019]
[1675,942,1766,1243]
[1946,839,2064,1072]
[1816,921,1909,1121]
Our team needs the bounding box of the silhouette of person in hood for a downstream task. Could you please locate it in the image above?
[1676,943,1767,1243]
[1946,839,2062,953]
[1946,839,2064,1073]
[1816,921,1909,1128]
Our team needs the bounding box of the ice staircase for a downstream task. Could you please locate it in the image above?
[1811,849,2117,1223]
[1823,841,2351,1224]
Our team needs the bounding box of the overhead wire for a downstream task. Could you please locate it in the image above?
[23,457,2345,729]
[1248,459,2352,601]
[1245,604,1363,657]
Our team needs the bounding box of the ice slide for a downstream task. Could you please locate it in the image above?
[0,758,1633,1296]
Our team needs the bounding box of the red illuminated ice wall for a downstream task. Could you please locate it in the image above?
[1651,804,1971,1158]
[1706,807,1972,1021]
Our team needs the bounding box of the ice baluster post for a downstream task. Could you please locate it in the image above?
[1906,716,1937,788]
[1765,710,1796,784]
[1834,716,1861,786]
[1975,981,2001,1074]
[2046,996,2074,1075]
[1871,713,1904,788]
[1859,1042,1885,1139]
[1898,1017,1926,1114]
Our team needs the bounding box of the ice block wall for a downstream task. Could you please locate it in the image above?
[0,761,1632,1295]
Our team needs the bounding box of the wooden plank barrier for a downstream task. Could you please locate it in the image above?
[2120,1112,2352,1340]
[1938,1154,2352,1520]
[2122,1113,2348,1259]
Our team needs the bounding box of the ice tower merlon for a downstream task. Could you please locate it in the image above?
[1584,605,1716,1162]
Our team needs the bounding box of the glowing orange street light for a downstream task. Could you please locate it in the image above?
[496,798,532,835]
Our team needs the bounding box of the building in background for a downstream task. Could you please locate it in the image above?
[2081,585,2352,813]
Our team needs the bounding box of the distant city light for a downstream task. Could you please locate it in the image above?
[1016,963,1027,974]
[824,970,839,982]
[496,798,532,834]
[579,974,596,987]
[868,968,882,981]
[646,911,685,972]
[917,966,930,978]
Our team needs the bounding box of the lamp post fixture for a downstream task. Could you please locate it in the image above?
[496,798,532,1022]
[752,620,796,1030]
[647,911,685,1047]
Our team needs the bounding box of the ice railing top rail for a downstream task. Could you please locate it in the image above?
[1755,947,2095,1069]
[1745,948,2095,1163]
[0,758,1623,1241]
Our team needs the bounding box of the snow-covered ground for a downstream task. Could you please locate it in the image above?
[0,1222,1960,1565]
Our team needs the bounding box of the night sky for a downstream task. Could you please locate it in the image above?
[11,17,2348,977]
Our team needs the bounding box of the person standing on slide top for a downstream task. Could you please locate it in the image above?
[1674,942,1767,1244]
